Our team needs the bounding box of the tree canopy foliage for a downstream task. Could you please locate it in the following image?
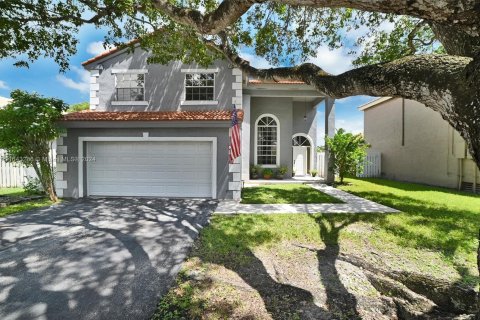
[67,101,89,113]
[0,0,455,70]
[0,90,67,201]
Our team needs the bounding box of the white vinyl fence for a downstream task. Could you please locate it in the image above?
[317,152,326,178]
[0,150,37,188]
[317,150,381,179]
[357,150,381,178]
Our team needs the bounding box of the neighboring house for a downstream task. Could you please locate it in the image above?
[360,97,479,193]
[57,46,336,199]
[0,96,11,108]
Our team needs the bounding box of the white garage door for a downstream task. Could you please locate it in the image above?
[86,141,214,198]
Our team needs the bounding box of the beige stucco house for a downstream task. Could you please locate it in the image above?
[360,97,479,193]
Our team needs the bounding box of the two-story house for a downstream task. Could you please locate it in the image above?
[57,45,335,200]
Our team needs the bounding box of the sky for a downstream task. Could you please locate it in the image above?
[0,24,376,140]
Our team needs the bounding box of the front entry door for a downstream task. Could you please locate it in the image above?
[293,146,308,176]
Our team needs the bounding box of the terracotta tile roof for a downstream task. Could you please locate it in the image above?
[61,110,243,122]
[82,39,139,66]
[249,79,306,85]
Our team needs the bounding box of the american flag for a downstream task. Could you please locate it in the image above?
[229,105,241,163]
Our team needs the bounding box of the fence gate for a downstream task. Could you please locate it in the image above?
[358,151,381,178]
[317,151,381,179]
[316,152,325,178]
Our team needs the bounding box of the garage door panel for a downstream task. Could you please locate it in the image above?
[86,141,214,198]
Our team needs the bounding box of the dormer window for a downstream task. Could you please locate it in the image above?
[115,73,145,101]
[185,73,215,101]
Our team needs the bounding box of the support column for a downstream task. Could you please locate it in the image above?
[241,94,251,181]
[55,131,68,198]
[229,68,243,200]
[324,97,336,184]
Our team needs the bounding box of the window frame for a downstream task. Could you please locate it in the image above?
[184,72,216,102]
[254,113,280,168]
[114,72,146,102]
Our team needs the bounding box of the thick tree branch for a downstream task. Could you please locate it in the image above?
[407,21,427,55]
[152,0,480,36]
[150,0,265,34]
[430,22,480,57]
[217,41,470,107]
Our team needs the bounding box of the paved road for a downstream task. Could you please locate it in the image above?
[0,198,215,320]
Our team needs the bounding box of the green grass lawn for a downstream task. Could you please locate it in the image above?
[0,187,53,218]
[241,183,343,204]
[0,187,29,196]
[154,178,480,319]
[338,177,480,283]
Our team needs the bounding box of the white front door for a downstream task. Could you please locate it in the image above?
[293,146,308,176]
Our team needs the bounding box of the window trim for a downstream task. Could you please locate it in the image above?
[254,113,280,168]
[181,68,219,73]
[114,72,146,102]
[183,72,216,103]
[111,69,148,74]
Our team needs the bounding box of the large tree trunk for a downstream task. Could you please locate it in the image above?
[34,159,58,203]
[39,159,58,202]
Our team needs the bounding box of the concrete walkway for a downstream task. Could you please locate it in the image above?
[215,184,399,214]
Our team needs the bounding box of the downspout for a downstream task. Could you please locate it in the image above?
[474,161,478,194]
[458,159,463,191]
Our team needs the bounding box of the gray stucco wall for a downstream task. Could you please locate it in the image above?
[61,127,231,199]
[364,98,461,188]
[85,47,236,112]
[249,97,318,177]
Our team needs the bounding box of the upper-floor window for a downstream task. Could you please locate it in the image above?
[115,73,145,101]
[185,73,214,101]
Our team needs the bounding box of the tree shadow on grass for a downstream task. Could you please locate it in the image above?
[345,190,480,267]
[194,214,366,319]
[312,214,362,319]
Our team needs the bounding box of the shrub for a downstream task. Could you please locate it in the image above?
[262,168,274,178]
[278,166,288,175]
[310,169,318,177]
[326,128,369,184]
[23,176,44,195]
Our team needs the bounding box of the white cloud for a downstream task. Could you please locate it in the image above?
[335,95,377,107]
[336,118,364,135]
[308,46,354,75]
[238,51,273,69]
[56,66,90,93]
[86,41,114,56]
[0,80,9,90]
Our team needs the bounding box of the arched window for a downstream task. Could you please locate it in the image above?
[255,114,280,166]
[292,135,311,147]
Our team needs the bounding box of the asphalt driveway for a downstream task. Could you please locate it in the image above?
[0,198,215,320]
